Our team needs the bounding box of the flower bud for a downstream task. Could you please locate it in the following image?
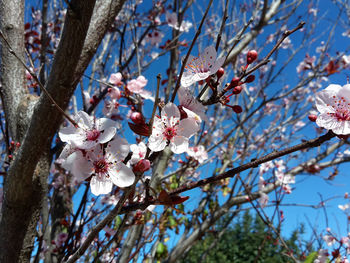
[130,112,145,124]
[247,50,258,64]
[308,114,317,122]
[230,77,240,88]
[232,86,242,95]
[216,67,225,79]
[245,75,255,83]
[232,105,242,113]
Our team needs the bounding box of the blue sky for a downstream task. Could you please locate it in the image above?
[20,0,350,260]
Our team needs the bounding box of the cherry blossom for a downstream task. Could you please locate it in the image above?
[323,234,336,246]
[146,31,164,46]
[62,136,135,195]
[148,102,199,154]
[258,176,269,208]
[181,46,225,87]
[102,99,121,119]
[165,11,192,32]
[129,142,147,165]
[178,86,208,123]
[127,76,154,101]
[59,111,117,150]
[109,72,123,86]
[315,84,350,135]
[187,145,208,163]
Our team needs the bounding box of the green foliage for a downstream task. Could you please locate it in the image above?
[180,212,309,263]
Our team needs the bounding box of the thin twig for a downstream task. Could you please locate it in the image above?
[117,131,335,214]
[170,0,214,102]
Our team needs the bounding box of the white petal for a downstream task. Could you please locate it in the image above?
[315,90,336,114]
[62,151,92,182]
[162,102,180,119]
[76,111,93,129]
[178,118,199,138]
[109,163,135,187]
[210,56,225,74]
[107,136,130,160]
[170,136,189,154]
[90,176,113,195]
[325,84,342,92]
[148,135,167,152]
[59,126,82,143]
[181,72,196,87]
[98,127,116,144]
[58,144,75,160]
[182,107,202,123]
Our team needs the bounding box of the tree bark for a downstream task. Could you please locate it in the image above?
[0,1,96,262]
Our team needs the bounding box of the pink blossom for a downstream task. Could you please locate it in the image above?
[129,142,147,165]
[148,102,199,154]
[315,84,350,135]
[323,234,336,246]
[187,145,208,163]
[59,111,117,150]
[178,87,208,123]
[146,31,164,46]
[314,249,329,263]
[109,72,123,86]
[62,136,135,195]
[127,76,154,101]
[181,46,225,87]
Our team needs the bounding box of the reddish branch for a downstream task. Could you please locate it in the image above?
[118,130,335,213]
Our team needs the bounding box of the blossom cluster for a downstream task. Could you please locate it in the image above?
[58,111,135,195]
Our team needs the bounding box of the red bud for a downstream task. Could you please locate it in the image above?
[216,67,225,79]
[232,105,242,113]
[232,86,242,95]
[245,75,255,83]
[157,190,189,205]
[130,112,145,124]
[230,77,240,88]
[308,114,317,122]
[247,50,258,64]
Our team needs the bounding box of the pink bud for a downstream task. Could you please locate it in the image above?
[247,50,258,64]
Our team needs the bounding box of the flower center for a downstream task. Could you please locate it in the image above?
[163,127,177,140]
[329,96,350,121]
[86,129,101,141]
[93,159,109,174]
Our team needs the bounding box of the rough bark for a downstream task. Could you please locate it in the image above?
[0,1,96,262]
[0,0,27,142]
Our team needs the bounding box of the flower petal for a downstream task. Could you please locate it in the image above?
[90,176,113,195]
[170,136,189,154]
[107,135,130,160]
[109,163,135,188]
[162,102,180,119]
[177,118,199,138]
